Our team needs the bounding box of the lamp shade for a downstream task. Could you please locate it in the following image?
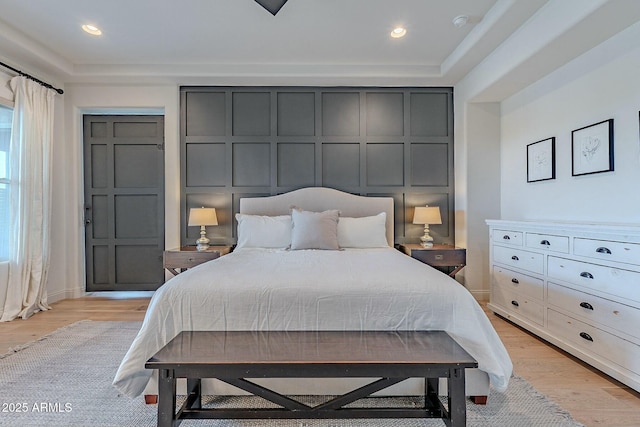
[188,207,218,226]
[413,206,442,225]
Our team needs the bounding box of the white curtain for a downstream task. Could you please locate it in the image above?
[0,77,55,322]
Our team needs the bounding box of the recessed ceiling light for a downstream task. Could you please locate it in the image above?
[82,24,102,36]
[452,15,469,28]
[390,27,407,38]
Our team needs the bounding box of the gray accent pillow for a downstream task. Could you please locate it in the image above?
[290,209,340,250]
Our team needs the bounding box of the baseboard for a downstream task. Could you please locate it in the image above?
[47,286,85,304]
[469,289,490,302]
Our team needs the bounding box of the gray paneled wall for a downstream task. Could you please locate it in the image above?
[180,87,454,246]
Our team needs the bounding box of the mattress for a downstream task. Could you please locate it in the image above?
[113,247,512,397]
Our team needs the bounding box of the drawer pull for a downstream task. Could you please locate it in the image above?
[579,332,594,342]
[596,247,611,255]
[188,258,194,262]
[579,302,594,310]
[580,271,594,279]
[511,255,519,261]
[511,278,519,284]
[540,240,550,246]
[511,300,519,307]
[503,235,511,240]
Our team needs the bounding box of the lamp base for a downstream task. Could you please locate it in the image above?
[420,225,434,248]
[195,226,210,251]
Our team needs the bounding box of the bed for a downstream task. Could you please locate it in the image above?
[113,187,512,401]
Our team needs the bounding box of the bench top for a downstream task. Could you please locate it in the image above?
[146,330,477,369]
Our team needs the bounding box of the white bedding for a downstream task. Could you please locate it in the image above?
[113,247,512,397]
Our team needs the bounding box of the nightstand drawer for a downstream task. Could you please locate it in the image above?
[163,250,220,269]
[399,244,466,278]
[410,248,466,267]
[163,246,231,276]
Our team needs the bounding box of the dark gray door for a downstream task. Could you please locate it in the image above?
[83,115,165,291]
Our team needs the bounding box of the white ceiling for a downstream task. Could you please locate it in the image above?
[0,0,547,84]
[4,0,498,66]
[0,0,639,95]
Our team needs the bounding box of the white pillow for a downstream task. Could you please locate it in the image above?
[235,214,292,249]
[290,209,340,250]
[337,212,389,248]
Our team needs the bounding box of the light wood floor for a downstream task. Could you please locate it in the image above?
[1,294,639,426]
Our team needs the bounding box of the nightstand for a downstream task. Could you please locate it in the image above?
[399,243,466,277]
[163,246,231,276]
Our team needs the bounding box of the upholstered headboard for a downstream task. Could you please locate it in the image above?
[239,187,394,246]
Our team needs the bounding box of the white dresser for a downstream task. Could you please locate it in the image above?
[486,220,640,392]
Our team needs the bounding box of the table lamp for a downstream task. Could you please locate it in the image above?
[413,206,442,248]
[188,207,218,251]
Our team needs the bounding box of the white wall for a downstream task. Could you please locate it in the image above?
[452,94,502,300]
[453,4,640,300]
[501,23,640,222]
[52,84,180,299]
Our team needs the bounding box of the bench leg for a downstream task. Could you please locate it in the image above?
[144,395,158,404]
[187,378,202,409]
[425,378,440,409]
[471,395,488,405]
[447,367,467,427]
[158,369,176,427]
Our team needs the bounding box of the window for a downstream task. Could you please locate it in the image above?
[0,103,12,260]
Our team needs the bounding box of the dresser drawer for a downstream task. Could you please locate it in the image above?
[548,282,640,341]
[493,245,544,275]
[525,233,569,253]
[492,229,523,246]
[547,309,640,375]
[574,238,640,266]
[492,283,544,326]
[548,256,640,304]
[493,265,544,301]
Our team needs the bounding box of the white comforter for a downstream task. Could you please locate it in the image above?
[113,247,512,397]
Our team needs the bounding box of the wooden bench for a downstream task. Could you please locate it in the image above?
[145,330,478,427]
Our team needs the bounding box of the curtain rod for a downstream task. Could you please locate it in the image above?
[0,61,64,95]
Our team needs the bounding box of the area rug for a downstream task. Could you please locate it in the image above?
[0,321,585,427]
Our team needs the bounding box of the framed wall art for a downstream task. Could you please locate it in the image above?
[571,119,614,176]
[527,137,555,182]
